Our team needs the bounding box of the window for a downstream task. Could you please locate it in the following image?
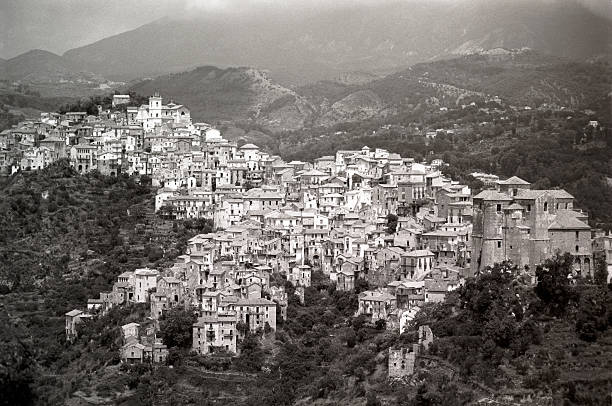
[543,202,548,211]
[575,245,579,252]
[575,231,579,240]
[527,204,531,212]
[497,241,502,248]
[496,204,502,212]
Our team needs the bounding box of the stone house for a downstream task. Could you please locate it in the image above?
[357,290,396,321]
[288,265,312,287]
[121,342,146,364]
[65,309,92,342]
[233,297,277,332]
[134,268,159,303]
[192,314,238,354]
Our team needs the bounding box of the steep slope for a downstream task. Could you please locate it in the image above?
[301,49,611,117]
[127,50,610,131]
[129,66,315,131]
[393,49,612,110]
[62,0,612,84]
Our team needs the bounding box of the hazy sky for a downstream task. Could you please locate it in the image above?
[1,0,610,59]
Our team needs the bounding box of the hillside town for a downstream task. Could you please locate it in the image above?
[7,93,596,372]
[3,0,612,402]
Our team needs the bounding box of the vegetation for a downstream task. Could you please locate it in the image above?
[279,106,612,229]
[58,91,148,115]
[0,160,202,404]
[414,255,612,404]
[159,307,198,349]
[1,162,611,405]
[0,311,37,406]
[386,213,398,234]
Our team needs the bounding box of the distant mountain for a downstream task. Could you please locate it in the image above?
[128,66,315,131]
[376,49,612,111]
[128,50,610,131]
[63,0,612,84]
[0,50,118,98]
[1,50,81,82]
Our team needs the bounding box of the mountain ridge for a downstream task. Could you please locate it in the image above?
[126,50,611,132]
[61,0,612,84]
[0,49,119,98]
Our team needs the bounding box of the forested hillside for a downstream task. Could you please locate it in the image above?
[0,160,610,406]
[402,50,612,113]
[278,105,612,230]
[0,161,210,404]
[123,51,611,133]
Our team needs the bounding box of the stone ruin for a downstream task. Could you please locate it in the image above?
[388,325,433,379]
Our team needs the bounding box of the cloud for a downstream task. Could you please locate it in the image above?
[0,0,609,59]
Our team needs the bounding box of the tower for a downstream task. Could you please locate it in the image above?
[148,92,162,119]
[471,190,513,274]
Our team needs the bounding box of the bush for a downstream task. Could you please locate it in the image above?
[159,307,198,348]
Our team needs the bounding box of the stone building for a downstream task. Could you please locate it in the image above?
[471,186,592,276]
[388,325,434,379]
[65,309,92,342]
[234,297,277,332]
[192,314,238,354]
[357,290,396,321]
[389,346,418,378]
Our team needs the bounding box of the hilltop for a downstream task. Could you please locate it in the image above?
[1,50,84,83]
[126,51,611,132]
[129,66,314,131]
[61,0,612,84]
[400,49,612,110]
[0,50,118,98]
[304,49,611,115]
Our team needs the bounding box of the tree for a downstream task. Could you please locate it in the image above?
[158,307,197,348]
[534,254,575,317]
[236,321,249,336]
[355,277,370,294]
[366,392,382,406]
[386,213,398,234]
[0,311,36,406]
[234,334,265,372]
[593,253,609,286]
[575,286,610,342]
